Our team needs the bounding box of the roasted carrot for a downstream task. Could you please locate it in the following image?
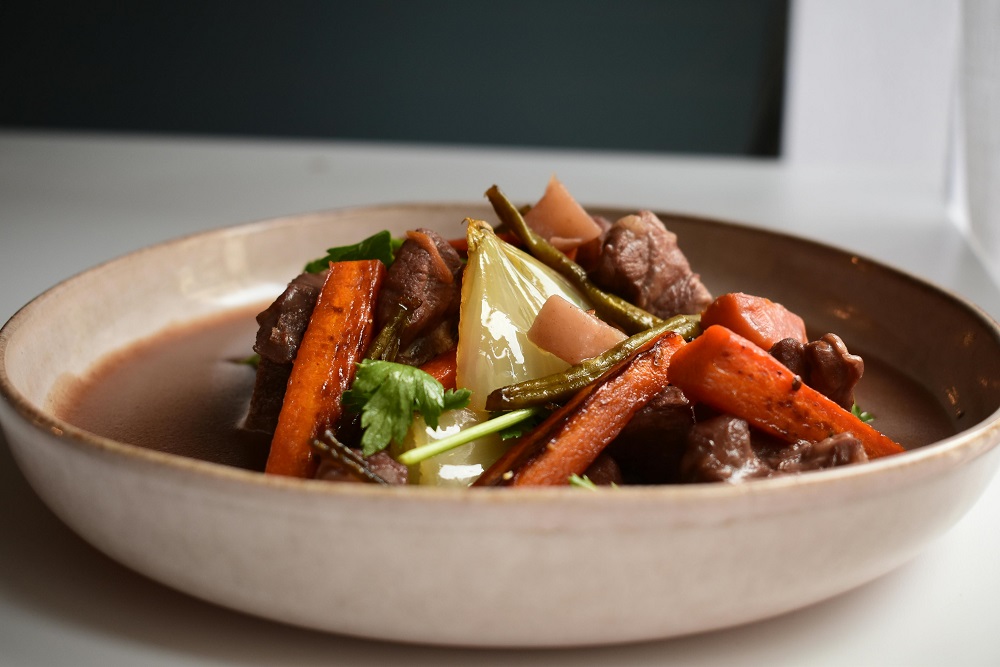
[265,260,385,478]
[418,348,458,389]
[474,332,686,487]
[668,325,904,459]
[700,292,807,351]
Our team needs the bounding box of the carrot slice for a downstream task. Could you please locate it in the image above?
[700,292,807,350]
[475,332,686,486]
[418,348,458,390]
[668,325,904,459]
[265,260,385,478]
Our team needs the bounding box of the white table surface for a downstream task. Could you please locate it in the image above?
[2,130,999,666]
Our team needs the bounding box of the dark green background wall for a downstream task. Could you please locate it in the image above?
[1,1,789,156]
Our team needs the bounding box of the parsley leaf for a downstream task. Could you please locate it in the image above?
[851,404,875,423]
[343,360,471,456]
[568,473,617,490]
[304,230,404,273]
[568,473,598,490]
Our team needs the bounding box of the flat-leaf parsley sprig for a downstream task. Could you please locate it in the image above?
[343,360,471,456]
[304,230,404,273]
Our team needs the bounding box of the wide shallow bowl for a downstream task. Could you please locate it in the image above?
[2,203,1000,648]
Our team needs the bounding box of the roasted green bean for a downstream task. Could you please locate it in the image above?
[365,303,409,362]
[485,184,661,334]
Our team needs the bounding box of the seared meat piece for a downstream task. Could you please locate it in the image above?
[589,211,712,319]
[607,386,694,484]
[769,337,808,377]
[244,271,327,433]
[679,415,770,483]
[805,334,864,409]
[769,333,864,409]
[583,453,625,486]
[254,271,327,363]
[679,415,867,484]
[755,433,868,473]
[244,361,293,433]
[377,228,464,366]
[573,214,613,273]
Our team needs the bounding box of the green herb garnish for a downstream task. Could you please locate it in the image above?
[395,407,544,466]
[343,359,471,456]
[304,230,404,273]
[568,473,598,490]
[568,473,617,490]
[851,404,874,423]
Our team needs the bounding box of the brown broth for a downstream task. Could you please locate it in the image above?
[54,307,957,476]
[56,305,272,471]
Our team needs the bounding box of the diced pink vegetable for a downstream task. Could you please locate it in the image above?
[523,175,603,250]
[528,295,627,364]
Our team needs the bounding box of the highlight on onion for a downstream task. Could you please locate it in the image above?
[456,218,591,411]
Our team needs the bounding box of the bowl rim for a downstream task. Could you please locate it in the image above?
[3,201,1000,507]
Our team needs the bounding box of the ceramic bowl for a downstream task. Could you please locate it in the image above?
[2,203,999,647]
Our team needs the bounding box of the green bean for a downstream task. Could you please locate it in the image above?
[485,184,660,334]
[365,303,409,362]
[484,313,701,411]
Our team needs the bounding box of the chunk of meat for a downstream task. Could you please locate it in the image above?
[769,337,808,377]
[756,433,868,473]
[528,295,627,365]
[245,271,327,433]
[254,271,327,363]
[606,386,694,484]
[589,211,713,319]
[573,214,612,272]
[679,415,770,483]
[244,360,292,433]
[582,453,625,486]
[680,415,868,484]
[769,333,864,409]
[377,228,464,366]
[805,334,865,410]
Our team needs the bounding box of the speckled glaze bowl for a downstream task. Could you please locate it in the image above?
[2,203,999,647]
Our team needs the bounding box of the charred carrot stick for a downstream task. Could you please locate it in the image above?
[700,292,807,351]
[475,332,686,487]
[265,260,385,478]
[418,348,458,389]
[668,325,904,459]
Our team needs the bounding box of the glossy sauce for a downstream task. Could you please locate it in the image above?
[54,307,957,475]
